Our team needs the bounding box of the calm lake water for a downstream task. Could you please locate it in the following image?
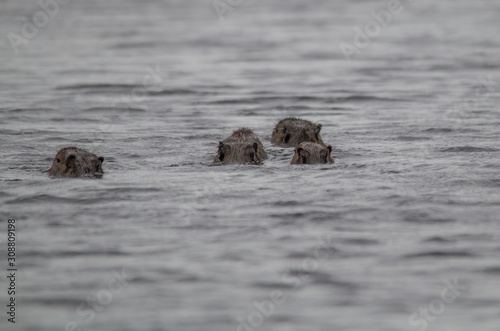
[1,0,500,330]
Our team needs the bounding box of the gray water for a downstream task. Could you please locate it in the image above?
[1,0,500,330]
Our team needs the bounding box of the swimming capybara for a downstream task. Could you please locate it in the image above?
[214,128,267,165]
[48,147,104,178]
[290,142,334,165]
[271,117,324,147]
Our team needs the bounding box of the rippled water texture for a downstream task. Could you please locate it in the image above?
[1,0,500,330]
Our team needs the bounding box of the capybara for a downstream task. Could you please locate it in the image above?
[214,128,267,165]
[271,117,324,147]
[290,142,333,165]
[48,147,104,178]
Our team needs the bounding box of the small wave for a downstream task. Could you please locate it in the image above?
[285,248,337,259]
[22,250,128,257]
[308,273,358,289]
[205,95,329,105]
[440,146,499,153]
[6,194,81,204]
[422,236,454,243]
[6,194,118,205]
[480,267,500,274]
[96,187,164,194]
[340,95,404,102]
[404,251,475,259]
[61,250,128,257]
[8,107,55,113]
[340,238,380,246]
[148,89,209,96]
[271,200,302,207]
[203,94,404,105]
[396,136,432,141]
[82,107,146,112]
[424,128,454,133]
[56,83,138,90]
[270,212,308,218]
[178,275,207,283]
[287,268,356,288]
[429,64,459,71]
[251,281,296,290]
[453,233,495,241]
[478,179,500,187]
[350,164,368,169]
[112,41,157,49]
[192,84,237,89]
[23,297,86,307]
[402,213,455,224]
[460,61,499,70]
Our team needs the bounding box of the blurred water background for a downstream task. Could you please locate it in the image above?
[1,0,500,330]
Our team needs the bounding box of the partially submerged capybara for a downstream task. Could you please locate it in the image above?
[48,147,104,178]
[271,117,324,147]
[214,128,267,165]
[290,142,334,165]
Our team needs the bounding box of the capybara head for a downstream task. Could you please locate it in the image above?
[214,127,267,165]
[290,142,333,165]
[216,141,262,165]
[271,118,323,147]
[48,147,104,178]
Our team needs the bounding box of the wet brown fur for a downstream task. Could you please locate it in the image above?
[214,128,267,165]
[290,142,334,165]
[48,147,104,178]
[271,117,324,147]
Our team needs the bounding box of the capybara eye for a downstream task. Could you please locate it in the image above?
[56,158,61,163]
[275,128,278,133]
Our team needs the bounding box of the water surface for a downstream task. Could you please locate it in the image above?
[1,0,500,330]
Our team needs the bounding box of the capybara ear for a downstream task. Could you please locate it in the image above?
[322,149,329,163]
[315,124,322,140]
[218,142,226,162]
[324,145,333,163]
[252,142,258,152]
[98,156,104,163]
